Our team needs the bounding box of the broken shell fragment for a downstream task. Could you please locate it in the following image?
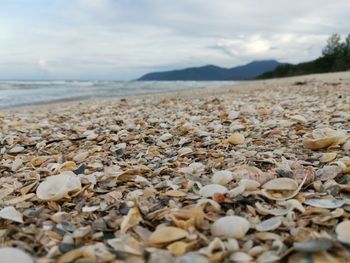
[0,206,23,223]
[149,226,188,245]
[36,171,82,201]
[0,247,33,263]
[199,184,228,198]
[212,170,233,185]
[228,132,245,145]
[211,216,250,239]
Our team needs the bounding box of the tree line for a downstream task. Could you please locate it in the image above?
[258,33,350,79]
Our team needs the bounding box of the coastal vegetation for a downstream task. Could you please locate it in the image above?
[258,33,350,79]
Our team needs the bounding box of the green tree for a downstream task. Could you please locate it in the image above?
[322,33,342,56]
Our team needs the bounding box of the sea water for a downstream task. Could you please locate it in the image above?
[0,80,237,109]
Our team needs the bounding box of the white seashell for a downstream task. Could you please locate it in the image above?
[262,178,298,190]
[0,247,33,263]
[239,179,260,191]
[256,217,282,232]
[159,133,173,142]
[0,206,23,223]
[304,198,345,209]
[230,251,253,262]
[9,146,24,153]
[212,170,233,185]
[261,177,303,201]
[228,110,240,120]
[73,151,89,163]
[36,171,82,201]
[227,185,245,198]
[336,220,350,245]
[199,184,228,198]
[211,216,250,239]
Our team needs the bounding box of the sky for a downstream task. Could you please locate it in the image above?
[0,0,349,80]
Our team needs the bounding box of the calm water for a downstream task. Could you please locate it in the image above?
[0,80,238,109]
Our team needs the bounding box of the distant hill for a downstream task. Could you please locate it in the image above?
[138,60,282,81]
[258,33,350,79]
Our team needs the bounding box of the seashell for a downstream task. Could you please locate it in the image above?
[303,127,347,150]
[164,190,186,197]
[0,206,23,223]
[0,247,33,263]
[177,147,193,156]
[211,216,250,239]
[256,217,281,232]
[316,165,342,181]
[304,198,345,209]
[159,133,173,142]
[227,185,245,198]
[302,136,337,150]
[319,152,337,163]
[230,251,253,262]
[172,207,205,229]
[73,151,89,163]
[212,170,233,185]
[11,158,23,172]
[176,252,209,263]
[120,207,142,234]
[9,146,25,153]
[86,133,98,140]
[239,179,260,191]
[58,161,77,173]
[228,110,240,120]
[167,241,195,256]
[149,226,188,245]
[343,140,350,151]
[255,199,305,216]
[228,132,245,145]
[261,177,301,201]
[336,220,350,245]
[293,239,333,253]
[231,166,275,185]
[199,184,228,198]
[30,156,50,166]
[290,114,307,123]
[36,171,82,201]
[107,236,143,256]
[262,178,298,190]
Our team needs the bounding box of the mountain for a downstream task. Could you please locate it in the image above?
[138,60,282,81]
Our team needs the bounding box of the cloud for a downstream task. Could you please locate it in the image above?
[0,0,349,79]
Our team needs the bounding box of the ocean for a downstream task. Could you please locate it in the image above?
[0,80,237,109]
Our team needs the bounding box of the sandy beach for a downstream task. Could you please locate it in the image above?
[1,71,350,262]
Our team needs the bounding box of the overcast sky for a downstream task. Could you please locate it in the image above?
[0,0,349,80]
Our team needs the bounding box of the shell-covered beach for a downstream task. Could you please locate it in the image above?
[1,72,350,262]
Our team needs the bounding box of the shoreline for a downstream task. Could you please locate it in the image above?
[3,71,349,113]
